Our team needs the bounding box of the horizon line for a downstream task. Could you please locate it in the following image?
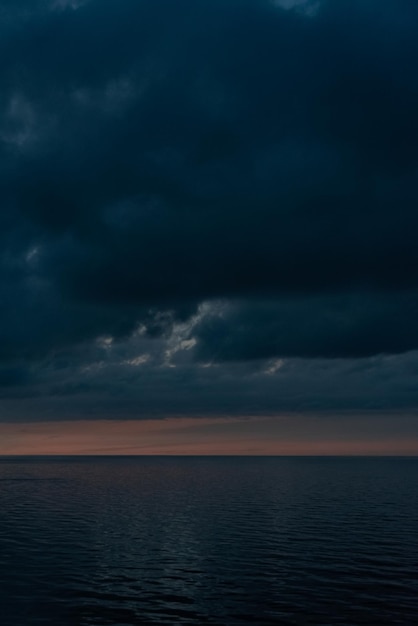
[0,453,416,458]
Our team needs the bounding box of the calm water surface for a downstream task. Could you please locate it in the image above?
[0,456,417,625]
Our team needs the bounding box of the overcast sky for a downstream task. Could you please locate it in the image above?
[1,0,418,453]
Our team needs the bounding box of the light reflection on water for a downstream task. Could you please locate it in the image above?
[0,456,417,625]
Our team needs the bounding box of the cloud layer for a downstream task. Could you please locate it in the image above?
[1,0,418,421]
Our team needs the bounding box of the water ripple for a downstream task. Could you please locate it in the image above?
[0,457,417,625]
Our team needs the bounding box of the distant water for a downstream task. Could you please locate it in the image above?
[0,457,417,625]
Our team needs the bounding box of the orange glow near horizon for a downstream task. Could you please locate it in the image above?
[0,416,417,456]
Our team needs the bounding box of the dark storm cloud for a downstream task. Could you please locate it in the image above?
[1,0,418,417]
[193,293,418,361]
[0,365,30,387]
[3,344,418,421]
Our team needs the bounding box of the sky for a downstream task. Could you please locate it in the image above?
[1,0,418,455]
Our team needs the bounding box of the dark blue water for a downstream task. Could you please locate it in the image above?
[0,457,417,625]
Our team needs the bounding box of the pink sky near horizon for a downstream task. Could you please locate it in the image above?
[0,415,417,456]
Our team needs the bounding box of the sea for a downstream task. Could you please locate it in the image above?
[0,456,417,625]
